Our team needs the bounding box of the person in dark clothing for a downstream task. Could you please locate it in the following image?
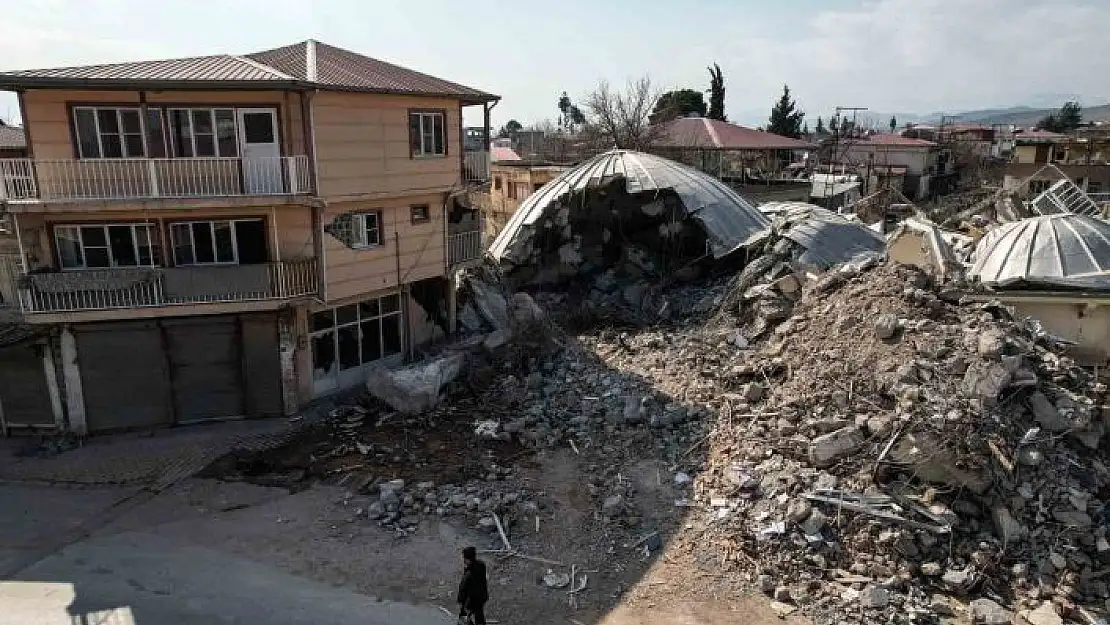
[457,546,489,625]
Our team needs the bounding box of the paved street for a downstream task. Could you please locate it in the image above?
[1,530,451,625]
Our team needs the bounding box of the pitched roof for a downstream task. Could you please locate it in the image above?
[655,117,815,150]
[1014,129,1068,143]
[0,123,26,150]
[0,40,497,103]
[848,133,937,147]
[491,145,521,162]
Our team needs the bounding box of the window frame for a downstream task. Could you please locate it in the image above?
[408,109,448,158]
[72,106,148,159]
[410,204,431,224]
[167,107,239,158]
[53,222,157,270]
[168,218,263,267]
[310,293,405,379]
[351,211,385,249]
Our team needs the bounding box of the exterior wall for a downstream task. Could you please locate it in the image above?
[842,145,931,175]
[1013,143,1060,165]
[1002,163,1110,192]
[21,88,305,159]
[483,165,565,235]
[1004,299,1110,366]
[322,194,446,302]
[312,92,462,201]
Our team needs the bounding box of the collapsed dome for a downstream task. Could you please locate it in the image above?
[487,149,771,269]
[770,204,886,269]
[969,214,1110,289]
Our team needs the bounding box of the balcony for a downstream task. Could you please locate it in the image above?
[0,156,312,203]
[464,150,490,183]
[14,258,318,314]
[447,229,484,266]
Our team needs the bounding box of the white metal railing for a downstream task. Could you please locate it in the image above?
[1089,192,1110,204]
[464,150,491,183]
[0,156,312,201]
[448,230,483,266]
[14,257,318,314]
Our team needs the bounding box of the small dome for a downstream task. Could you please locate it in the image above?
[969,214,1110,289]
[488,149,771,264]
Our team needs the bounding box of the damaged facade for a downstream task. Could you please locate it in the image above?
[0,40,497,433]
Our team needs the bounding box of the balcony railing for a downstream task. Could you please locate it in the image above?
[0,156,312,202]
[464,150,490,183]
[14,258,318,314]
[448,229,483,266]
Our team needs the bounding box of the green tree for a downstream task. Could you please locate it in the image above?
[497,119,523,138]
[829,116,839,134]
[768,85,805,138]
[707,63,726,121]
[650,89,707,122]
[1038,101,1083,133]
[889,115,897,132]
[815,116,825,134]
[557,92,586,132]
[803,122,810,135]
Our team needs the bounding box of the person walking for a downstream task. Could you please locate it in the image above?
[457,546,488,625]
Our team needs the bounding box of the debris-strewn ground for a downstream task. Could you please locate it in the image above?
[210,257,1109,625]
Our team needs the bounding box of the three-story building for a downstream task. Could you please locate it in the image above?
[0,40,497,434]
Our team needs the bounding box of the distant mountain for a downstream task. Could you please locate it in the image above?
[946,104,1110,127]
[733,102,1110,131]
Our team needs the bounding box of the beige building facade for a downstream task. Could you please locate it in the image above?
[0,40,497,434]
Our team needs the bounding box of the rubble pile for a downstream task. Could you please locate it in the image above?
[671,262,1110,624]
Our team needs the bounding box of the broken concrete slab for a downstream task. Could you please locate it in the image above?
[889,432,991,494]
[808,426,866,468]
[963,360,1012,406]
[365,353,466,414]
[969,598,1012,624]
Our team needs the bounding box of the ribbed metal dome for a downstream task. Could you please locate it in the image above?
[771,204,886,269]
[969,214,1110,289]
[488,150,771,264]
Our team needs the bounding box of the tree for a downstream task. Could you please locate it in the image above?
[829,116,839,134]
[1038,101,1083,133]
[650,89,707,123]
[707,63,726,121]
[815,117,825,134]
[583,76,661,151]
[803,122,810,135]
[558,92,586,133]
[497,119,523,138]
[767,84,805,138]
[889,116,897,133]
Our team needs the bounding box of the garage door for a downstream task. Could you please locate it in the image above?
[164,317,244,423]
[240,314,283,417]
[77,321,172,431]
[0,341,55,429]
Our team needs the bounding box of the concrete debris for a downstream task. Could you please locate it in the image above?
[1022,601,1064,625]
[365,353,466,414]
[969,598,1013,624]
[808,426,865,468]
[858,585,890,609]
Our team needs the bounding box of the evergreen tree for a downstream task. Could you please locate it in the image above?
[707,63,726,121]
[768,85,805,138]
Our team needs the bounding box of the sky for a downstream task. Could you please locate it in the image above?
[1,0,1109,130]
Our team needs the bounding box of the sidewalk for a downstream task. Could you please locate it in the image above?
[0,418,300,490]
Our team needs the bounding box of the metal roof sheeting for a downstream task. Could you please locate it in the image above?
[772,204,886,269]
[488,150,771,263]
[969,214,1110,289]
[0,40,498,101]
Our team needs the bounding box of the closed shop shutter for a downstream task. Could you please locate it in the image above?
[0,342,54,429]
[239,313,283,417]
[164,317,244,423]
[77,321,172,431]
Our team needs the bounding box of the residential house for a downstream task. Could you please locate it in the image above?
[0,40,497,434]
[653,116,815,202]
[1011,130,1068,164]
[478,160,567,237]
[834,133,952,201]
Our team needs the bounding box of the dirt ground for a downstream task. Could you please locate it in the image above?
[196,415,811,625]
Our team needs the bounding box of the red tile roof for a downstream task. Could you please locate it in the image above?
[655,117,815,150]
[0,40,497,102]
[491,146,521,162]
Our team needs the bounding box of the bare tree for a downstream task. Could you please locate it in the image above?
[583,76,662,151]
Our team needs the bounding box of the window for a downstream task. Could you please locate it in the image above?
[311,293,404,381]
[169,108,238,158]
[351,211,384,248]
[493,176,502,191]
[409,110,446,157]
[54,224,157,269]
[1090,181,1103,194]
[410,204,430,224]
[169,219,267,266]
[1029,179,1051,195]
[73,107,146,158]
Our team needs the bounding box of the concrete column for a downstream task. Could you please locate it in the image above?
[59,326,87,435]
[278,311,298,416]
[40,340,65,431]
[447,270,458,335]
